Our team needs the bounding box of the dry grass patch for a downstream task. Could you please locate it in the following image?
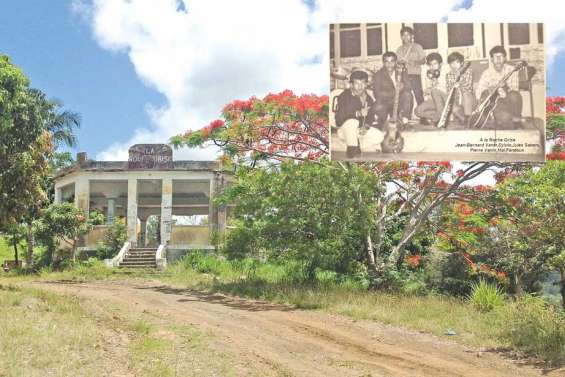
[0,282,238,377]
[0,284,119,377]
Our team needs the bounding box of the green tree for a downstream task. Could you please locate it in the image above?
[0,55,80,268]
[491,161,565,305]
[172,91,496,288]
[3,223,26,265]
[220,160,380,279]
[34,203,92,264]
[96,219,128,259]
[0,55,51,228]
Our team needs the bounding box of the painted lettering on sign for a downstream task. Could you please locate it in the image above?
[128,144,173,169]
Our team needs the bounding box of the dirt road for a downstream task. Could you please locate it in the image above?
[31,279,555,377]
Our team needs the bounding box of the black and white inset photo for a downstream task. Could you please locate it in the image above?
[329,23,546,162]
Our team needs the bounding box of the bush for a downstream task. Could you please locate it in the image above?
[468,280,504,312]
[96,220,127,259]
[500,295,565,363]
[433,252,474,296]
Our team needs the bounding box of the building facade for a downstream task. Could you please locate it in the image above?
[53,144,230,258]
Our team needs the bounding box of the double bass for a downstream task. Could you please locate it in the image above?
[381,62,406,153]
[469,61,527,129]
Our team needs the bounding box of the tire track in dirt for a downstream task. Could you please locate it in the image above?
[30,280,549,377]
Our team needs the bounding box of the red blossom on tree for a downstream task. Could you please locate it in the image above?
[171,90,328,164]
[171,91,565,284]
[547,96,565,160]
[405,254,421,268]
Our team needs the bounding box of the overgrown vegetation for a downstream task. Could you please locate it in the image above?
[164,252,565,363]
[96,219,128,259]
[468,280,505,313]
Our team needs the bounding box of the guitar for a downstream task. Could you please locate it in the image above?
[469,60,527,129]
[381,62,406,153]
[436,61,471,128]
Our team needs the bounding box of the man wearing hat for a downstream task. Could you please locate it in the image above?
[334,70,379,158]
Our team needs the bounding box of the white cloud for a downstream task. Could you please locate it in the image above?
[73,0,462,160]
[72,0,564,163]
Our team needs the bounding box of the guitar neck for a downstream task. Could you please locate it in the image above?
[391,88,401,122]
[487,66,520,96]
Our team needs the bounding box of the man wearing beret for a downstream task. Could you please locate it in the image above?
[335,70,379,158]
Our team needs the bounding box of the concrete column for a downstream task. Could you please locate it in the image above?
[127,178,138,245]
[160,178,173,245]
[54,187,62,204]
[209,175,217,233]
[107,198,116,224]
[74,176,90,214]
[217,173,227,235]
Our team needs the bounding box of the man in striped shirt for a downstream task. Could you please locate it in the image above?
[476,46,523,128]
[446,52,475,125]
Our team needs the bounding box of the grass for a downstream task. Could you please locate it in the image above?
[0,236,20,262]
[163,254,503,348]
[163,252,565,363]
[468,279,505,313]
[0,284,110,377]
[2,250,563,365]
[0,281,238,377]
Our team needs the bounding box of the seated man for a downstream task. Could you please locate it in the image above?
[372,51,413,128]
[334,70,381,158]
[446,52,475,126]
[415,52,449,126]
[476,45,523,129]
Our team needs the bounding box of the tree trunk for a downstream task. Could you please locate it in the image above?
[72,239,77,263]
[385,217,419,271]
[559,267,565,310]
[12,237,18,264]
[365,233,380,289]
[26,224,34,269]
[512,271,523,297]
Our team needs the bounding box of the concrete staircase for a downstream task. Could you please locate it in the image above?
[119,247,157,268]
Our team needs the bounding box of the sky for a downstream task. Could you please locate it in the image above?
[0,0,564,162]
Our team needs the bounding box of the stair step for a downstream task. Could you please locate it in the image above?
[120,262,157,267]
[118,265,157,269]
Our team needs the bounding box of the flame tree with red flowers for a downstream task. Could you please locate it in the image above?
[546,96,565,160]
[171,92,562,288]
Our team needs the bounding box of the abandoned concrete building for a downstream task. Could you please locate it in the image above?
[53,144,231,268]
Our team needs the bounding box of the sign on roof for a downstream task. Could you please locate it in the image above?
[128,144,173,170]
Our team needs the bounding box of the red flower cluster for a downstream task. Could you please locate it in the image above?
[263,90,328,116]
[200,119,225,138]
[456,202,474,216]
[405,254,421,268]
[546,96,565,113]
[223,98,256,113]
[416,161,452,169]
[494,167,519,184]
[547,152,565,160]
[462,253,507,282]
[473,184,492,193]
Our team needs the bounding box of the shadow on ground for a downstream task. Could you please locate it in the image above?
[135,284,295,313]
